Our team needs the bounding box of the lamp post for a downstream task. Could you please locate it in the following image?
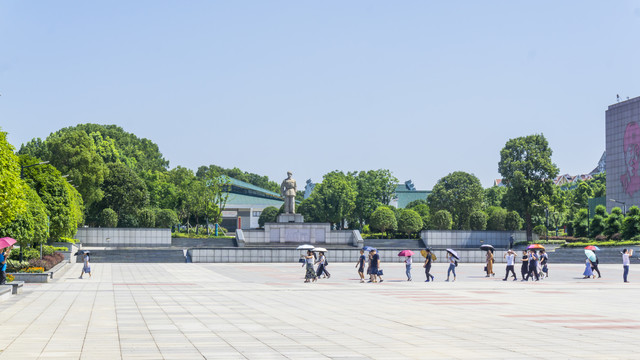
[609,199,627,215]
[19,161,50,262]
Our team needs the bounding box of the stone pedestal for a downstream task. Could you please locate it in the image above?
[277,214,304,223]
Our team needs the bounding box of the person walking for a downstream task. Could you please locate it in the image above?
[303,250,317,283]
[503,250,517,281]
[590,253,601,278]
[423,249,434,282]
[405,255,412,281]
[445,251,457,282]
[583,258,594,279]
[520,250,529,281]
[315,252,330,279]
[0,246,12,285]
[79,251,92,279]
[527,249,539,281]
[539,250,549,278]
[355,249,366,283]
[485,249,495,277]
[369,249,379,283]
[623,248,634,283]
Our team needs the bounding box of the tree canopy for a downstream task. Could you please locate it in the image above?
[428,171,484,230]
[499,134,558,240]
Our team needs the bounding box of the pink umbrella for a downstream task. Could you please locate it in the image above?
[398,250,415,257]
[0,237,17,248]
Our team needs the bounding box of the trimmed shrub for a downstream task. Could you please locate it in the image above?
[611,233,622,241]
[138,208,156,228]
[100,208,118,227]
[533,225,547,238]
[595,234,607,241]
[258,206,279,228]
[469,210,487,231]
[156,209,178,228]
[431,210,452,230]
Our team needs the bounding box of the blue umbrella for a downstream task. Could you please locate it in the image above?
[363,246,377,252]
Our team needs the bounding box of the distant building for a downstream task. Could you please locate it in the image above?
[389,180,431,208]
[221,177,283,231]
[553,173,593,187]
[606,96,640,212]
[590,151,606,176]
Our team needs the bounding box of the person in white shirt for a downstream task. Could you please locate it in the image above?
[503,250,517,281]
[623,248,634,283]
[405,255,412,281]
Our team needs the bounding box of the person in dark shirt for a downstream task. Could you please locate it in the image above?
[520,250,529,281]
[423,249,434,282]
[355,249,366,283]
[369,250,380,283]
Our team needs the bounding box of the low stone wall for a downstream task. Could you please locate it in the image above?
[239,223,361,247]
[74,227,171,246]
[189,248,508,263]
[421,230,533,248]
[9,272,49,283]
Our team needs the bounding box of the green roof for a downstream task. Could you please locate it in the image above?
[226,193,284,207]
[226,177,282,200]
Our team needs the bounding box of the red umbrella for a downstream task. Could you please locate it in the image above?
[584,245,600,251]
[0,237,17,248]
[398,250,415,257]
[527,244,545,250]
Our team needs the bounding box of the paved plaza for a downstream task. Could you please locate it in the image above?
[0,261,638,359]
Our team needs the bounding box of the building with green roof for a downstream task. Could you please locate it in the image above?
[389,180,431,208]
[221,177,283,231]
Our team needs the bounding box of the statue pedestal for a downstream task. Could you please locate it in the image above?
[277,214,304,223]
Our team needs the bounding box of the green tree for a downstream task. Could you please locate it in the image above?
[484,186,507,208]
[589,205,608,238]
[499,134,559,241]
[0,129,27,228]
[409,203,430,230]
[97,162,149,225]
[486,207,507,231]
[20,156,84,239]
[397,209,423,238]
[505,210,523,231]
[155,209,179,228]
[405,199,427,209]
[138,208,156,228]
[431,210,453,230]
[258,206,279,228]
[604,207,623,238]
[351,169,398,227]
[428,171,484,230]
[100,208,118,227]
[46,129,107,208]
[572,209,589,237]
[622,206,640,240]
[0,186,49,250]
[469,210,487,230]
[301,171,356,228]
[369,206,398,236]
[548,210,565,236]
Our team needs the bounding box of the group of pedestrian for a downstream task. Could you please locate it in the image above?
[301,250,330,283]
[303,247,636,284]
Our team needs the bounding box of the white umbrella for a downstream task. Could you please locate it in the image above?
[296,244,315,250]
[312,247,328,252]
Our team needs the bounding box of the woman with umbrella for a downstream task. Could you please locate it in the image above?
[399,250,414,281]
[0,245,13,285]
[315,251,330,279]
[79,251,92,279]
[485,248,495,277]
[583,258,595,279]
[585,246,601,278]
[303,250,317,283]
[445,249,458,282]
[422,249,435,282]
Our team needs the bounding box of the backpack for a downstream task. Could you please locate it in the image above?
[324,257,328,266]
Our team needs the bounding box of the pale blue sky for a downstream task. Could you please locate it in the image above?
[1,1,639,188]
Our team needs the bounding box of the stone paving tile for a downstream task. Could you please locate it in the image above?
[0,262,639,359]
